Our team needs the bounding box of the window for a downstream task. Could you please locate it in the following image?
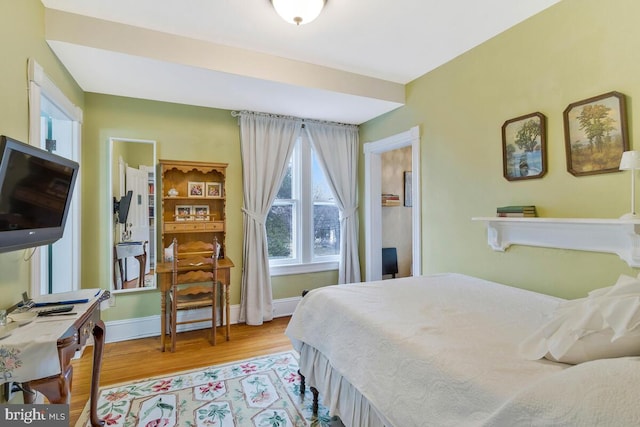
[28,59,81,297]
[267,135,340,274]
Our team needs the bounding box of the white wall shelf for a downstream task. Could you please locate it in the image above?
[472,217,640,267]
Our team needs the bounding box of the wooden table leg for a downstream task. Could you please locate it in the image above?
[90,320,106,427]
[21,367,72,405]
[225,283,230,341]
[135,254,145,287]
[299,370,306,394]
[311,387,319,416]
[113,247,123,290]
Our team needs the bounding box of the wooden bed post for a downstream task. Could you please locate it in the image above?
[311,387,319,416]
[298,289,319,415]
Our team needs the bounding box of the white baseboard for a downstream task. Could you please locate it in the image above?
[104,296,301,344]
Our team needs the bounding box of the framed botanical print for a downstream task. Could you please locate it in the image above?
[502,112,547,181]
[563,91,629,176]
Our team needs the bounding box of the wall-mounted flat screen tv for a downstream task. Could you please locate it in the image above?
[0,135,79,253]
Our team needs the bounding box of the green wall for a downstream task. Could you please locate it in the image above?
[0,0,83,309]
[83,94,337,322]
[360,0,640,299]
[82,94,239,320]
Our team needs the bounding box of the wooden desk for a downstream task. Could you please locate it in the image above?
[21,291,109,427]
[156,257,234,351]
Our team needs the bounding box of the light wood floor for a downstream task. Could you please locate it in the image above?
[69,316,293,426]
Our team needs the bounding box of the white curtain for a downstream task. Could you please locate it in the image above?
[305,122,361,284]
[239,112,301,325]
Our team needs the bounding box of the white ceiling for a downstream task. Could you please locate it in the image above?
[41,0,560,124]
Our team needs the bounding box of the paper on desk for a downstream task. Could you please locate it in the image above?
[35,314,80,322]
[33,289,102,305]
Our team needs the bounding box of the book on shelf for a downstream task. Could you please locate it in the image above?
[496,205,537,217]
[496,212,536,217]
[382,193,401,206]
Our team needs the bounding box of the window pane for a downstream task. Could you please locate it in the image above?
[312,152,339,257]
[276,161,292,199]
[311,153,333,202]
[267,203,294,260]
[314,203,340,256]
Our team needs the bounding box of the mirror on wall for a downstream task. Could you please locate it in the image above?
[109,137,157,293]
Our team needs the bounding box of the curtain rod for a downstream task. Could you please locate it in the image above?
[231,110,358,129]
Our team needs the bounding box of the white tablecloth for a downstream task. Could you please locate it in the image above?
[0,289,103,384]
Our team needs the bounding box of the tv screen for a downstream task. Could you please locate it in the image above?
[114,190,133,224]
[0,135,79,253]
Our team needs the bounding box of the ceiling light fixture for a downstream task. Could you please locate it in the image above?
[271,0,326,26]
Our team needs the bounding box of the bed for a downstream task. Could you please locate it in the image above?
[285,273,640,426]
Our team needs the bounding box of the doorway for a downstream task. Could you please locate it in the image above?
[363,126,421,281]
[381,146,413,278]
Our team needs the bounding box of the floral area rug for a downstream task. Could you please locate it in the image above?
[76,351,334,427]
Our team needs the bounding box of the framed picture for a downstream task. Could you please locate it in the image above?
[206,182,222,198]
[193,205,209,221]
[175,205,192,221]
[404,171,412,207]
[501,112,547,181]
[188,181,205,197]
[563,91,629,176]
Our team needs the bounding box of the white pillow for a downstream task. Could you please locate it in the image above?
[544,329,640,364]
[520,274,640,364]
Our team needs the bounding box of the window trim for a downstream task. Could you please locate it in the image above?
[270,260,339,276]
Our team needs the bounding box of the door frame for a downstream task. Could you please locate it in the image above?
[363,126,421,281]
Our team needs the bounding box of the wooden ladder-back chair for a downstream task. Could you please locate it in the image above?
[168,238,220,352]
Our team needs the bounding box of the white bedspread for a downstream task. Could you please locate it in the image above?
[286,273,572,426]
[485,356,640,426]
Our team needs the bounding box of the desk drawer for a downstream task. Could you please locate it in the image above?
[165,222,223,232]
[78,308,101,347]
[58,306,101,369]
[165,222,206,232]
[205,222,224,231]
